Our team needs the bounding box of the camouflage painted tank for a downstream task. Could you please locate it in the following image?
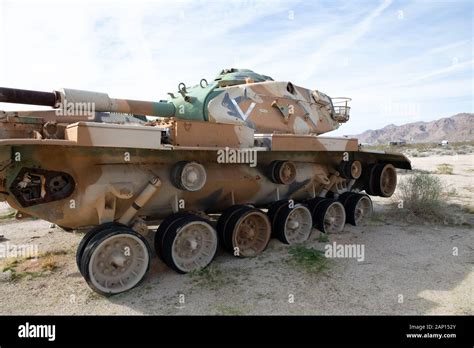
[0,68,411,295]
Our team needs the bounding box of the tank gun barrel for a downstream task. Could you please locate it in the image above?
[0,87,175,117]
[0,87,58,107]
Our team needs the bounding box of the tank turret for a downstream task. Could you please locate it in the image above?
[165,68,350,135]
[1,68,349,135]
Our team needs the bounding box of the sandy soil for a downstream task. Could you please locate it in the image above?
[0,154,472,315]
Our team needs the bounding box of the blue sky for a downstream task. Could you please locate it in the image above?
[0,0,472,135]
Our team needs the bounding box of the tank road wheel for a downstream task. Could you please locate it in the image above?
[267,200,292,235]
[314,200,346,234]
[306,197,327,219]
[274,204,313,244]
[217,205,252,249]
[76,222,117,275]
[80,225,151,296]
[161,214,218,274]
[224,207,271,257]
[154,212,191,261]
[345,194,373,226]
[337,192,355,206]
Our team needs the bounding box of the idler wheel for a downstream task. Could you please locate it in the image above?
[374,164,397,197]
[363,164,378,196]
[365,163,397,197]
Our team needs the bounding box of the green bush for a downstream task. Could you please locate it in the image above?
[287,245,328,273]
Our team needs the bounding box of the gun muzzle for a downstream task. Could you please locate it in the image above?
[0,87,59,107]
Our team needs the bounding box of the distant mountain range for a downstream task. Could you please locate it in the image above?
[350,113,474,145]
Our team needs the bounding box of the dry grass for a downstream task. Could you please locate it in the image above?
[39,254,60,271]
[436,163,454,175]
[1,249,69,281]
[463,205,474,215]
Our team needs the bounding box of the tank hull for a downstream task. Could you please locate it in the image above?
[0,141,410,229]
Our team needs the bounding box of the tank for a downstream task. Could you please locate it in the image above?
[0,68,411,295]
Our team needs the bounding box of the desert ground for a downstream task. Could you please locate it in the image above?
[0,152,473,315]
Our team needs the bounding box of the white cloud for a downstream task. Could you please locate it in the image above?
[406,59,474,84]
[300,0,393,80]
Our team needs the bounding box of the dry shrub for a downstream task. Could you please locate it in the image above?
[436,163,454,175]
[396,173,444,221]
